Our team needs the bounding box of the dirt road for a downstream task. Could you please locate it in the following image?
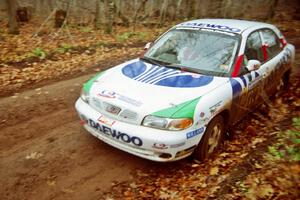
[1,38,299,200]
[0,75,155,200]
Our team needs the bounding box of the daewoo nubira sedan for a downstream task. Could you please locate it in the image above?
[75,19,295,162]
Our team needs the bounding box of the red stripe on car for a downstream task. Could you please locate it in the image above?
[231,55,243,77]
[262,44,268,61]
[280,38,287,48]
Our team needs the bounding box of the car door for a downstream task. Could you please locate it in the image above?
[259,29,285,96]
[230,30,265,123]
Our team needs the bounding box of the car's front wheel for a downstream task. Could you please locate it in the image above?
[193,115,225,161]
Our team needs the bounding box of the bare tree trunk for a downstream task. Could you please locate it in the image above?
[187,0,196,19]
[133,0,148,30]
[114,0,129,26]
[48,0,57,11]
[267,0,278,20]
[145,0,154,26]
[138,0,148,20]
[5,0,19,34]
[34,0,50,17]
[95,0,101,29]
[174,0,182,20]
[105,0,114,34]
[132,0,139,30]
[159,0,168,27]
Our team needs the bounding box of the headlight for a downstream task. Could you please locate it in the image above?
[80,88,90,103]
[142,115,193,131]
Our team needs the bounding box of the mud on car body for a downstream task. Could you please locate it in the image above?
[75,19,295,162]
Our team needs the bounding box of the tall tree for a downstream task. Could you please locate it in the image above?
[267,0,279,20]
[186,0,196,19]
[159,0,168,27]
[133,0,148,30]
[95,0,101,29]
[5,0,19,34]
[105,0,114,34]
[114,0,129,26]
[174,0,183,20]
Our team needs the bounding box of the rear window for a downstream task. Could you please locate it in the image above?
[261,29,281,59]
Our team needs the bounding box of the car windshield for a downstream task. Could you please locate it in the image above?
[144,28,240,76]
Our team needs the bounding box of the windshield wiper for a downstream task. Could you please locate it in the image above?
[164,63,202,74]
[140,57,202,74]
[140,56,165,67]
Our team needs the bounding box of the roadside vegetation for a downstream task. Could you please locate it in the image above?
[0,0,299,199]
[104,77,300,199]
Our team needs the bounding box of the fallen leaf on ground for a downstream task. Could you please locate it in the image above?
[209,167,219,176]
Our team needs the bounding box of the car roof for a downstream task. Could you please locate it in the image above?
[176,19,271,34]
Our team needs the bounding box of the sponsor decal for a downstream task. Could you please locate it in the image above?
[186,127,205,139]
[153,143,168,149]
[209,101,222,114]
[98,90,116,98]
[248,73,262,90]
[88,119,143,146]
[198,117,210,125]
[152,142,186,149]
[104,103,121,115]
[279,48,292,66]
[122,61,214,88]
[179,22,241,33]
[98,90,142,107]
[98,115,116,126]
[200,112,205,118]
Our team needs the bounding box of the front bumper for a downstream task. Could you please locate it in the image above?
[75,98,203,162]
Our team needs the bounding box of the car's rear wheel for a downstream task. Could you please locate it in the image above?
[276,71,290,97]
[193,115,225,161]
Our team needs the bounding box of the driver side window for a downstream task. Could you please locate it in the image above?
[245,31,264,62]
[240,31,264,75]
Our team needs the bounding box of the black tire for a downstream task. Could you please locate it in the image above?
[193,115,225,161]
[276,71,290,97]
[282,71,290,90]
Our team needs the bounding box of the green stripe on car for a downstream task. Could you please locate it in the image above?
[83,71,106,93]
[152,97,201,118]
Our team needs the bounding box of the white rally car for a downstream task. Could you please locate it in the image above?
[75,19,295,162]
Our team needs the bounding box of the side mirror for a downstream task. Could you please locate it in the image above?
[144,42,152,50]
[246,60,261,71]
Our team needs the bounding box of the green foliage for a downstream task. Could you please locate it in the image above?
[137,32,147,41]
[57,43,73,53]
[80,26,93,33]
[292,117,300,129]
[268,146,283,158]
[286,147,300,161]
[32,48,46,59]
[116,32,149,43]
[95,41,109,47]
[116,32,135,42]
[267,117,300,161]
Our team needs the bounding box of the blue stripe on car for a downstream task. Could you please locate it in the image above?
[122,61,214,88]
[230,79,242,98]
[122,61,147,78]
[156,75,213,88]
[240,76,247,87]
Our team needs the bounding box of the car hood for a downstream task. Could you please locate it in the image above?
[87,59,229,124]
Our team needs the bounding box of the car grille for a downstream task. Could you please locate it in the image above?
[119,109,137,120]
[90,97,138,124]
